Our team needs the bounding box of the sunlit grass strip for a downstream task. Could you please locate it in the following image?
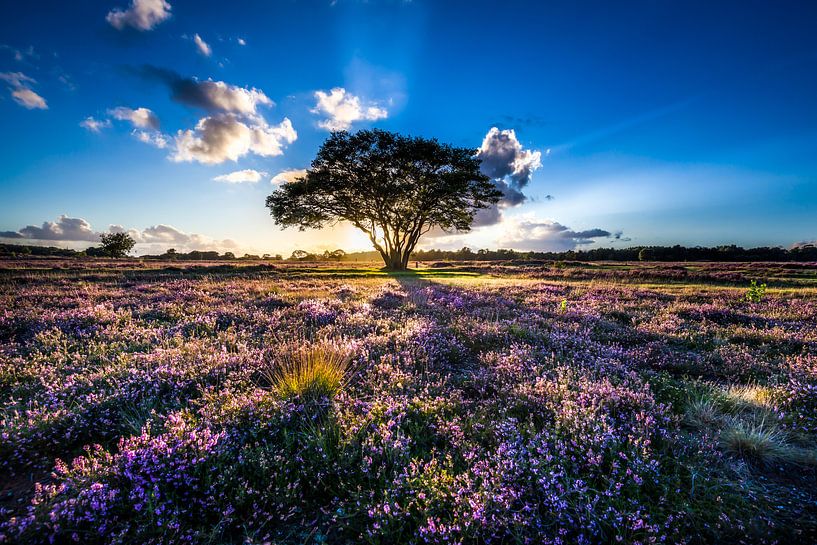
[721,383,776,413]
[265,343,353,402]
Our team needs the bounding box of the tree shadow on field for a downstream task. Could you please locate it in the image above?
[384,266,482,282]
[383,266,481,299]
[370,266,494,327]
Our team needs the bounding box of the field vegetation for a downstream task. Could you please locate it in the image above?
[0,259,815,544]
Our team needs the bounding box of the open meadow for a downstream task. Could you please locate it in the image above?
[1,259,816,544]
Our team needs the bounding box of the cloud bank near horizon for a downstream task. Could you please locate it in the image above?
[0,215,237,253]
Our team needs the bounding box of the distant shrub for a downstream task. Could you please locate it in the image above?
[744,280,767,303]
[265,343,352,403]
[100,232,135,258]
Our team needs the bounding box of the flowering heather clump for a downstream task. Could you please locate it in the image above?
[1,260,816,544]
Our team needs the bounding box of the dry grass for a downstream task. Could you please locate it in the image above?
[684,385,817,471]
[721,384,776,413]
[721,418,788,468]
[719,417,817,470]
[264,342,353,402]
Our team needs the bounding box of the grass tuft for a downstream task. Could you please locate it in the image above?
[720,418,788,468]
[684,397,722,429]
[721,383,776,413]
[264,343,353,403]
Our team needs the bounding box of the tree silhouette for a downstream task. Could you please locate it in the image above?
[266,130,501,270]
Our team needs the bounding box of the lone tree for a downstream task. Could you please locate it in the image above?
[266,130,501,270]
[99,232,135,258]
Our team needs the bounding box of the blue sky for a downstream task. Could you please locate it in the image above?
[1,0,816,255]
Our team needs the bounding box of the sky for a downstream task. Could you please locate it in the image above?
[1,0,816,256]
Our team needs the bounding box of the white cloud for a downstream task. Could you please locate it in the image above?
[496,217,613,251]
[213,169,266,183]
[107,224,143,241]
[80,116,112,132]
[311,87,388,131]
[187,80,271,115]
[133,130,168,148]
[193,33,212,57]
[172,115,296,165]
[136,66,274,115]
[106,0,171,31]
[109,106,160,129]
[11,87,47,110]
[133,224,238,252]
[131,67,292,164]
[140,224,189,243]
[270,168,307,185]
[0,72,47,109]
[82,108,167,148]
[2,215,98,241]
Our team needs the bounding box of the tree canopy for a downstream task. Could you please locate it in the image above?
[266,129,502,270]
[99,232,135,258]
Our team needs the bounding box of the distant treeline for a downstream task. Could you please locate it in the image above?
[410,244,817,262]
[0,244,281,261]
[2,242,816,262]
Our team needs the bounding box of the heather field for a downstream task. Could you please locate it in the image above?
[1,260,816,545]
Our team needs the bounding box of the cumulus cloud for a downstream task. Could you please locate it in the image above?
[311,87,388,131]
[270,168,307,185]
[478,127,542,204]
[106,0,171,31]
[173,115,296,164]
[193,34,212,57]
[1,215,99,242]
[213,169,266,183]
[497,218,615,251]
[129,66,294,164]
[466,127,545,227]
[133,130,168,148]
[109,106,160,129]
[80,116,111,132]
[139,224,190,243]
[0,72,47,109]
[129,224,238,252]
[135,66,272,115]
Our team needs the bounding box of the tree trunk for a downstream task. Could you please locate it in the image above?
[382,241,419,271]
[383,253,407,271]
[380,246,410,270]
